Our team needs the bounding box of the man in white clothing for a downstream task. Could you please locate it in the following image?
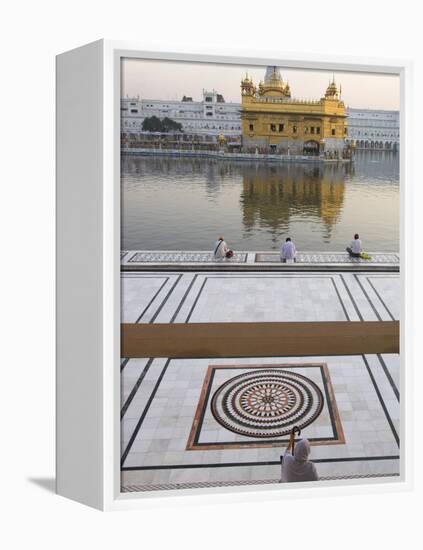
[346,233,362,257]
[280,237,297,263]
[213,236,229,260]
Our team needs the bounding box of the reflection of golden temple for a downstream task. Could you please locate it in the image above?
[241,68,348,156]
[240,164,346,239]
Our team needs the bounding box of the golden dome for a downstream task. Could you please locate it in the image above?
[241,72,256,96]
[325,76,340,99]
[241,72,253,85]
[259,67,291,97]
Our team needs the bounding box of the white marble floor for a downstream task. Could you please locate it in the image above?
[120,271,400,490]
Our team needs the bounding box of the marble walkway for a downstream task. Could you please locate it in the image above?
[120,270,400,492]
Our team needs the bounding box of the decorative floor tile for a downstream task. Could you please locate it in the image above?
[187,363,344,450]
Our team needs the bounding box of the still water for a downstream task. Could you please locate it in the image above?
[121,151,399,252]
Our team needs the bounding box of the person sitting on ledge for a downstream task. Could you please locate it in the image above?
[281,429,318,483]
[213,235,231,260]
[280,237,297,263]
[346,233,362,258]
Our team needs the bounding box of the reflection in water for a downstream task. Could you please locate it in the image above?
[240,163,349,245]
[121,151,399,251]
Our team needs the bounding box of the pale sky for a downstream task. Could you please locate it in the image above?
[121,58,400,111]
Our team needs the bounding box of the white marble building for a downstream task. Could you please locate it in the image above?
[121,89,241,140]
[121,93,399,151]
[345,108,399,151]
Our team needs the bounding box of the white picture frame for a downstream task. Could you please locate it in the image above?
[56,39,412,511]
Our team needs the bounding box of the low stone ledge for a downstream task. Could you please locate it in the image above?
[126,251,248,264]
[121,250,399,271]
[255,252,400,264]
[122,148,350,164]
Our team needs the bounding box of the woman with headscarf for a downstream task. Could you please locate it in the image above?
[281,430,319,483]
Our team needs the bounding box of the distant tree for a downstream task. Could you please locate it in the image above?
[142,116,162,132]
[142,116,183,133]
[161,117,183,132]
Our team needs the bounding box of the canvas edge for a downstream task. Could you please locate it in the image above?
[56,39,412,511]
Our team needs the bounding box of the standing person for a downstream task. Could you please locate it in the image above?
[281,429,318,483]
[280,237,297,263]
[213,236,229,260]
[346,233,362,257]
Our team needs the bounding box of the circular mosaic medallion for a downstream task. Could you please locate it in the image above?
[211,369,324,438]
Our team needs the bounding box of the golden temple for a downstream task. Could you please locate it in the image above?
[241,67,348,156]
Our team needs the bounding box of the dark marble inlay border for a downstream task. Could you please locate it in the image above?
[120,275,170,373]
[121,359,171,466]
[134,277,169,323]
[122,454,400,472]
[120,358,155,420]
[149,274,183,323]
[366,276,398,321]
[339,274,363,321]
[185,274,350,324]
[121,274,195,414]
[340,274,400,404]
[377,353,399,402]
[353,274,382,320]
[362,354,399,447]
